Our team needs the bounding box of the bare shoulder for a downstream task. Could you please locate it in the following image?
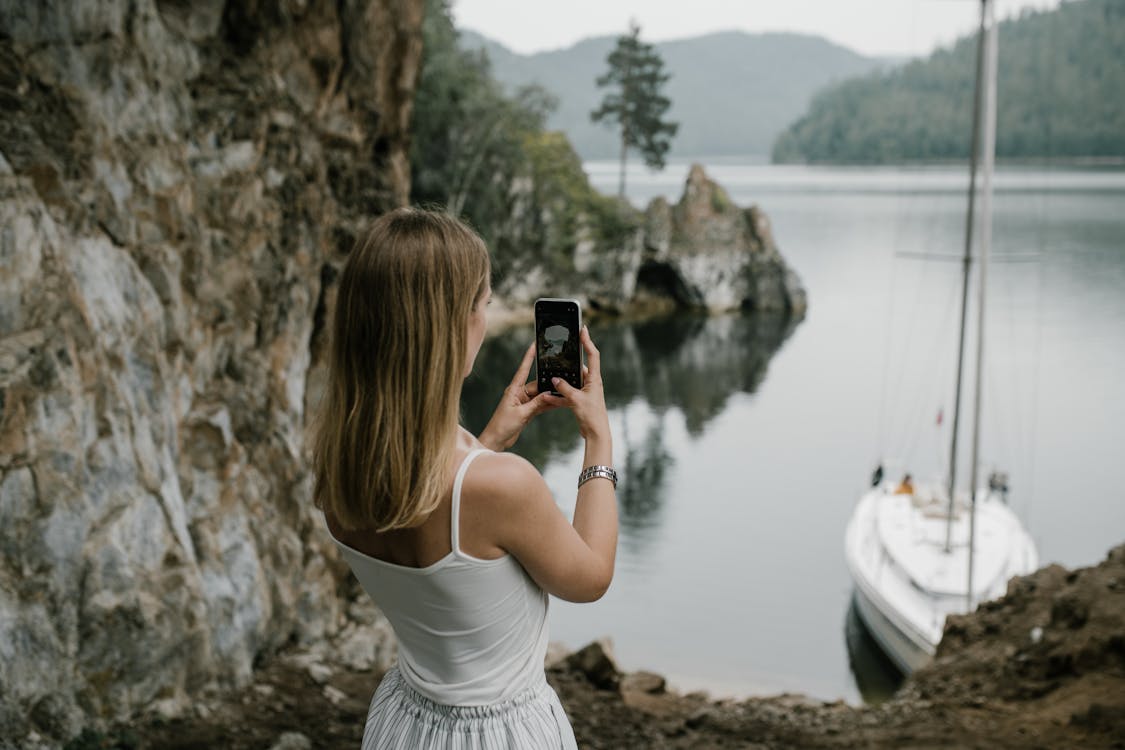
[460,451,555,555]
[465,451,547,506]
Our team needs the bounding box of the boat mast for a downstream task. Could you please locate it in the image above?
[967,0,999,610]
[944,0,989,553]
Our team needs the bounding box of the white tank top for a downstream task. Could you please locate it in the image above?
[325,448,550,706]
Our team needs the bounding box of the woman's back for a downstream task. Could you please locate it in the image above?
[325,449,550,705]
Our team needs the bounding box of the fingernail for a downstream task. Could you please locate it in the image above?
[551,377,560,385]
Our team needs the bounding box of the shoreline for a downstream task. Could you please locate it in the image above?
[582,154,1125,169]
[767,156,1125,168]
[76,543,1124,749]
[548,638,866,707]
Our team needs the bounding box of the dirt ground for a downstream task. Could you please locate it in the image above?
[76,544,1124,749]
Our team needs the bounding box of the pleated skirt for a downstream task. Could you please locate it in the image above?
[362,667,579,750]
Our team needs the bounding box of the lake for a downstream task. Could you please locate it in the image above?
[461,158,1125,705]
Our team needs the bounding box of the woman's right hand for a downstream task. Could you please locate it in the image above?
[551,326,610,442]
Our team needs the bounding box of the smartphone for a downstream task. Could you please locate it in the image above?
[534,298,583,396]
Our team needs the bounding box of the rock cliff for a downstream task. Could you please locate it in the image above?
[635,164,807,315]
[0,0,421,743]
[520,164,808,318]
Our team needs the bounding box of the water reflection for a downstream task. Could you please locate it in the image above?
[613,313,802,435]
[461,311,802,529]
[617,414,673,537]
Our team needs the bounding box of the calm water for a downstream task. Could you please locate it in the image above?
[462,158,1125,705]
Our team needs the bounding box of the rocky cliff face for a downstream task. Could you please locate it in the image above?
[0,0,420,743]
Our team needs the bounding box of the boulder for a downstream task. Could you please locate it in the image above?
[621,671,667,695]
[565,639,622,691]
[268,732,313,750]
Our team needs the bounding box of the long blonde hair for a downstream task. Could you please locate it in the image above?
[313,207,490,532]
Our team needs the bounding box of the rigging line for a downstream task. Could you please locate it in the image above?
[878,46,921,465]
[877,187,903,458]
[987,199,1021,479]
[1024,0,1057,533]
[927,292,963,486]
[876,230,900,461]
[886,243,935,459]
[901,267,961,470]
[1008,246,1030,470]
[901,263,961,469]
[985,348,1009,480]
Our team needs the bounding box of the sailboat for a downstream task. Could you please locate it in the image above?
[843,0,1039,675]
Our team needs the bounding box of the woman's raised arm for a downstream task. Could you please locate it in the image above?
[468,327,617,602]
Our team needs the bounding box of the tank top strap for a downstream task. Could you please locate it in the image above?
[450,448,491,555]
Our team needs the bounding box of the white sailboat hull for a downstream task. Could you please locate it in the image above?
[844,484,1038,674]
[851,583,933,674]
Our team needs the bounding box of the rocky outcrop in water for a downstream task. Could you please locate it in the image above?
[636,164,807,315]
[0,0,421,744]
[556,164,807,317]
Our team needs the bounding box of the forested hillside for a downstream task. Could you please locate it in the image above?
[772,0,1125,163]
[460,30,886,159]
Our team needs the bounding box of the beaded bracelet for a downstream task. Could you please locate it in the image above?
[578,464,618,489]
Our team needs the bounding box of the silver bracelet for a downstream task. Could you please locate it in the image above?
[578,464,617,489]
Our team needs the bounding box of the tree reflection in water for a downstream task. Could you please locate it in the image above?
[616,414,672,542]
[461,311,801,531]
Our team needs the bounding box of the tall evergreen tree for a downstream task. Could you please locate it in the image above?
[591,22,678,196]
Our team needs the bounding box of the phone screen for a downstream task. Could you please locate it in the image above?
[535,298,582,396]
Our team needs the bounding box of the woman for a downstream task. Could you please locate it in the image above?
[312,207,618,748]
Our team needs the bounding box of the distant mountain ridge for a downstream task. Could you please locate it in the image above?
[458,29,891,160]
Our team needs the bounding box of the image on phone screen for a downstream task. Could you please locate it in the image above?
[535,299,582,395]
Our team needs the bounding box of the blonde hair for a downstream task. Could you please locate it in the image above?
[313,207,490,532]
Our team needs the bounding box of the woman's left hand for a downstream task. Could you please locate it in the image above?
[479,342,562,451]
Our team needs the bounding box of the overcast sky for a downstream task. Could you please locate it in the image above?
[453,0,1062,59]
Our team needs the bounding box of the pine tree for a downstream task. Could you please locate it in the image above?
[591,22,678,197]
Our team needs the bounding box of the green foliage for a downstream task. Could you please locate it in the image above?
[591,22,678,192]
[411,0,639,291]
[412,0,553,223]
[710,188,731,214]
[772,0,1125,163]
[520,131,636,270]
